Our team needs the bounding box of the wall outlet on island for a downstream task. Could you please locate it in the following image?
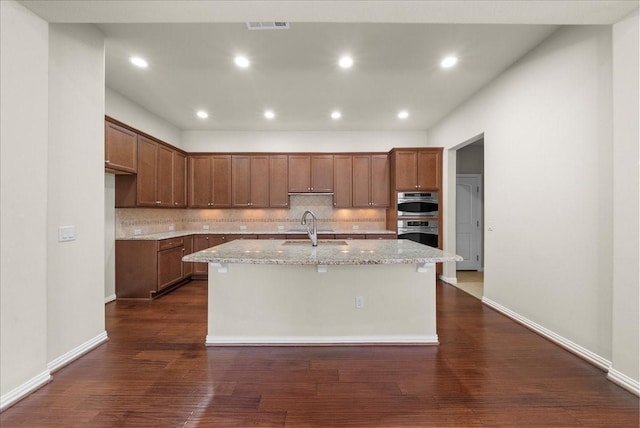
[202,225,209,230]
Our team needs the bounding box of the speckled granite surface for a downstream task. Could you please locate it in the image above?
[182,239,462,265]
[117,229,396,240]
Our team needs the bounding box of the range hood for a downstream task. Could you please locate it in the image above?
[288,192,334,196]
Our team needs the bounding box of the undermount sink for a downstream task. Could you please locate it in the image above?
[282,240,348,246]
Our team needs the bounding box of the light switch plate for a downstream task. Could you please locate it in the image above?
[58,225,76,242]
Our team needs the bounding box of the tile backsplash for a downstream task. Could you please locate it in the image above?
[115,195,386,238]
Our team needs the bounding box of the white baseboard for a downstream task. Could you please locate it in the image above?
[47,331,109,374]
[0,370,51,412]
[439,275,457,285]
[481,297,612,371]
[104,294,116,304]
[206,335,439,346]
[607,368,640,396]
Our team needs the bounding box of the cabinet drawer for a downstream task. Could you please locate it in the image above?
[158,237,184,251]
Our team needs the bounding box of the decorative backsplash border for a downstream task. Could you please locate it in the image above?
[115,195,386,238]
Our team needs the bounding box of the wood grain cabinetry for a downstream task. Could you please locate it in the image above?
[392,149,442,191]
[232,155,270,208]
[353,154,389,207]
[114,132,187,208]
[105,121,137,173]
[269,155,289,207]
[188,154,232,208]
[333,154,389,208]
[333,155,353,207]
[116,237,191,299]
[288,154,333,193]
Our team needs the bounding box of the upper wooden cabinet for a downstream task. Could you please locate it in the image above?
[333,154,389,208]
[333,155,353,208]
[232,155,269,208]
[105,121,137,173]
[353,154,389,208]
[392,149,442,191]
[188,154,232,208]
[288,154,333,193]
[115,135,187,208]
[269,155,289,208]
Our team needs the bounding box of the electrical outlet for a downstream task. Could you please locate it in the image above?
[133,229,142,236]
[168,225,175,231]
[240,225,247,230]
[355,296,364,309]
[352,225,359,230]
[202,225,210,230]
[277,225,285,231]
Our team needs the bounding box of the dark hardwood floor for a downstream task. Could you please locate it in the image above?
[1,280,637,427]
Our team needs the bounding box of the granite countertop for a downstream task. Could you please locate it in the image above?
[118,229,396,241]
[182,239,462,266]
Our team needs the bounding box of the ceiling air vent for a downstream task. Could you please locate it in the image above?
[246,22,290,30]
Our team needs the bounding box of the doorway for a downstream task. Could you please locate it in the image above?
[453,138,484,299]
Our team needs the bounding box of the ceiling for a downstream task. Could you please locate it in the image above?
[20,1,639,132]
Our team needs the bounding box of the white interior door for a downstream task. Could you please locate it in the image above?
[456,174,482,270]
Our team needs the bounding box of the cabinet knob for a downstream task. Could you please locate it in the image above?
[174,202,178,205]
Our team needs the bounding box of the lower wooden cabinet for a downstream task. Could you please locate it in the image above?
[191,234,257,279]
[116,237,191,299]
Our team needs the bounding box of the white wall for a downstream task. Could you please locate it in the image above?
[0,0,51,403]
[105,174,116,301]
[428,26,618,366]
[47,24,107,365]
[182,130,428,152]
[609,9,639,390]
[106,88,183,149]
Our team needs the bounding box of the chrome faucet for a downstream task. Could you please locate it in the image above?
[301,210,318,246]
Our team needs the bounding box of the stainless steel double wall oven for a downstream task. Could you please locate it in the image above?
[396,192,439,248]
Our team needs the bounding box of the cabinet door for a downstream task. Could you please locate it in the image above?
[188,155,213,208]
[311,155,333,192]
[394,150,418,190]
[136,136,158,206]
[416,150,441,190]
[172,152,187,207]
[182,235,194,278]
[157,246,183,290]
[333,155,353,208]
[370,154,389,207]
[288,155,311,192]
[269,155,289,208]
[250,155,269,207]
[212,155,231,207]
[352,155,371,207]
[105,121,137,173]
[232,155,251,207]
[156,144,173,207]
[193,235,212,275]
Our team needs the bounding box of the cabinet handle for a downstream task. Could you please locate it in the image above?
[174,202,178,205]
[155,201,161,204]
[105,160,110,163]
[182,248,185,252]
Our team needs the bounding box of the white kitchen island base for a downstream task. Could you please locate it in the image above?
[205,262,438,345]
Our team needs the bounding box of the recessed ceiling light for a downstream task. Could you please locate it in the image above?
[397,110,409,120]
[234,55,250,68]
[331,111,342,120]
[440,56,458,68]
[129,56,148,68]
[196,110,208,119]
[264,110,275,119]
[338,56,354,69]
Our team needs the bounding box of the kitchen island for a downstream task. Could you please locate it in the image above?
[183,239,461,346]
